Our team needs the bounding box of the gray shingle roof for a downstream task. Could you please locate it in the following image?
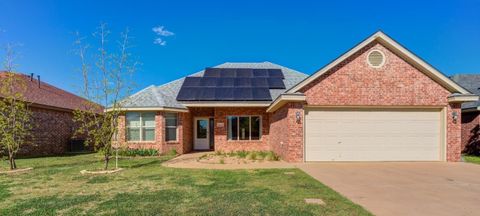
[120,62,308,109]
[450,74,480,109]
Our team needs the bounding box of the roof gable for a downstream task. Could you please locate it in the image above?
[287,31,469,94]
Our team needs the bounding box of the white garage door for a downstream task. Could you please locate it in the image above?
[305,108,443,162]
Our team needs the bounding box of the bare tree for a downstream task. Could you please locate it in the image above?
[73,23,137,170]
[0,43,32,170]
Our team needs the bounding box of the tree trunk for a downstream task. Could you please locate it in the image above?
[104,154,110,170]
[8,154,16,170]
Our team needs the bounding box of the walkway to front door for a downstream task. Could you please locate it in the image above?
[194,117,210,150]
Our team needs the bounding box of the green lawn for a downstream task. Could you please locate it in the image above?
[0,154,371,216]
[463,155,480,164]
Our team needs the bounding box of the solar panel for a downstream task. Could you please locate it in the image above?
[235,69,253,78]
[204,68,221,77]
[219,69,236,77]
[233,88,253,100]
[199,77,218,87]
[178,68,284,101]
[252,69,269,77]
[267,78,286,89]
[252,78,268,87]
[215,88,235,100]
[182,77,202,87]
[217,78,235,87]
[234,78,252,87]
[252,88,271,100]
[197,88,216,100]
[268,69,284,78]
[176,87,198,100]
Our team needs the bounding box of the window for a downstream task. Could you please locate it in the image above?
[165,113,178,141]
[126,112,155,141]
[227,116,261,140]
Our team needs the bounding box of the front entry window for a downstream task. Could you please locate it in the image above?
[227,116,261,140]
[197,119,208,139]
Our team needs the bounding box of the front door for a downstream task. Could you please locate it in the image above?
[194,118,210,150]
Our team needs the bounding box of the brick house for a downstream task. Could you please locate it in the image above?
[0,72,101,157]
[450,74,480,155]
[114,31,477,162]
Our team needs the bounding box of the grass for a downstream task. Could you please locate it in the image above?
[463,155,480,164]
[0,153,371,216]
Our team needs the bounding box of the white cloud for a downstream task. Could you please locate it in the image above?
[152,26,174,46]
[152,26,174,36]
[154,38,167,46]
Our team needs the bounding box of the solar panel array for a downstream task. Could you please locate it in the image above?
[177,68,286,101]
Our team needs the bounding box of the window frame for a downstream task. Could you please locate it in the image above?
[165,112,178,142]
[126,112,156,142]
[226,115,262,141]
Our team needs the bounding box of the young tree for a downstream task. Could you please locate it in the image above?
[0,43,32,170]
[73,23,137,170]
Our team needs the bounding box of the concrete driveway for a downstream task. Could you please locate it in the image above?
[298,162,480,216]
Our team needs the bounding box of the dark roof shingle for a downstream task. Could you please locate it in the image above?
[450,74,480,109]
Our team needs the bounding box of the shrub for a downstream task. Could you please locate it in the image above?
[219,158,225,164]
[235,151,248,158]
[245,152,256,160]
[117,148,159,157]
[265,151,279,161]
[166,149,177,156]
[256,152,265,160]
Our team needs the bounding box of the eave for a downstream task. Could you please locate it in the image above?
[266,94,306,113]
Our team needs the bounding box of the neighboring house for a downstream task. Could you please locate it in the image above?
[116,31,477,162]
[0,72,101,156]
[450,74,480,154]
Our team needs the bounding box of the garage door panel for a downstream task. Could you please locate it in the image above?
[305,108,442,162]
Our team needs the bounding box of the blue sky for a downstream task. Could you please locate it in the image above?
[1,0,479,94]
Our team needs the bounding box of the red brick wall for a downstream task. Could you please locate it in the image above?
[461,111,480,154]
[214,107,270,152]
[269,102,304,162]
[19,106,76,157]
[275,41,463,162]
[116,107,271,155]
[116,111,188,154]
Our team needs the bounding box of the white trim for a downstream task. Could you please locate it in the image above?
[441,107,447,161]
[287,31,470,94]
[266,94,306,113]
[447,94,479,103]
[366,49,386,68]
[181,101,270,107]
[105,107,188,113]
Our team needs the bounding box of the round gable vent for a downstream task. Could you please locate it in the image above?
[367,50,385,68]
